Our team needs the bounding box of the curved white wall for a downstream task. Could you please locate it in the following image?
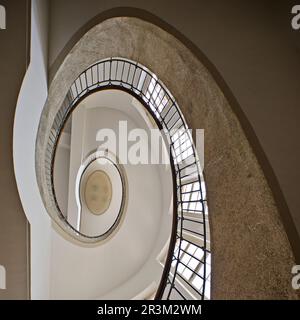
[13,0,51,299]
[50,90,173,299]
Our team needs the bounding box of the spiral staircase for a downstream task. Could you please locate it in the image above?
[38,58,211,300]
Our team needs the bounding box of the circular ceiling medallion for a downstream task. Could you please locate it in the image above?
[84,170,112,215]
[78,153,126,239]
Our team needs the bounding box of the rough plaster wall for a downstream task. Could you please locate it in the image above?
[36,17,297,299]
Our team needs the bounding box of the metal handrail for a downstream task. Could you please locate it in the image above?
[44,57,210,300]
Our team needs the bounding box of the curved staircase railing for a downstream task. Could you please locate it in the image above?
[45,57,211,300]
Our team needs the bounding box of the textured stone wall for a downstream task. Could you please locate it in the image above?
[36,17,298,299]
